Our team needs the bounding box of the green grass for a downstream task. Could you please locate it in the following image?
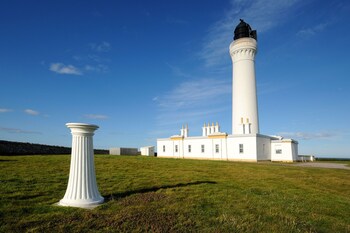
[1,155,349,232]
[317,160,350,166]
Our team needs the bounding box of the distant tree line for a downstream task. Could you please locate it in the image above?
[316,157,350,161]
[0,140,108,155]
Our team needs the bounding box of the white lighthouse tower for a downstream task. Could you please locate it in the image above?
[157,19,299,162]
[230,19,259,135]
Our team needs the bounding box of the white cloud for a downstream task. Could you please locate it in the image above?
[72,55,83,61]
[84,64,108,73]
[166,63,194,78]
[0,127,41,134]
[297,22,329,38]
[84,114,108,119]
[87,54,110,63]
[155,78,231,129]
[50,63,82,75]
[73,54,109,63]
[24,109,39,116]
[0,108,12,113]
[199,0,303,68]
[157,78,230,110]
[90,41,111,52]
[156,107,229,127]
[257,82,295,96]
[278,131,337,140]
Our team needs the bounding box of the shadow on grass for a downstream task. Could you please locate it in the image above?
[104,180,217,202]
[0,159,17,162]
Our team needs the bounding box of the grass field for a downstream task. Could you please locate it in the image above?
[318,160,350,166]
[1,155,349,232]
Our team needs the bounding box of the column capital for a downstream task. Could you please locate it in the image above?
[66,123,99,136]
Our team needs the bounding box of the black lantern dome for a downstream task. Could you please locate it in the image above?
[234,19,257,41]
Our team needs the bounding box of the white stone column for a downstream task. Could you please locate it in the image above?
[59,123,104,208]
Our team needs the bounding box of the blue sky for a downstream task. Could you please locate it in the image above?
[1,0,349,158]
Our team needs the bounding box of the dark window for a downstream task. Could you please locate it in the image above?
[239,144,244,153]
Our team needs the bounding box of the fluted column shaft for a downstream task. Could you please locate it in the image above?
[59,123,104,208]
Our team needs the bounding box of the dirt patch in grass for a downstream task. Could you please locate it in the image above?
[118,192,169,206]
[291,162,350,170]
[110,208,181,232]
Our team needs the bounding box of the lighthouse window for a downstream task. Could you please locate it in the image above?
[175,145,178,152]
[163,145,165,152]
[215,144,219,153]
[188,145,191,153]
[239,144,244,153]
[276,149,282,154]
[201,145,205,153]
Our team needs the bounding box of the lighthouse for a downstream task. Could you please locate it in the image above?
[157,19,299,162]
[230,19,259,135]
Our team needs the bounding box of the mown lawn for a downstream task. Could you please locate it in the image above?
[1,155,349,232]
[318,160,350,166]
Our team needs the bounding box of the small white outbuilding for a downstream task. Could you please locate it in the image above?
[109,147,138,155]
[298,155,315,162]
[140,146,155,156]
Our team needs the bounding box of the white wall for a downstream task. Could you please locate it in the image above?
[158,135,260,161]
[157,139,177,158]
[109,147,138,155]
[183,137,211,159]
[158,137,228,160]
[227,136,257,161]
[140,146,154,156]
[298,155,315,162]
[291,142,298,161]
[109,148,121,155]
[256,136,271,161]
[271,140,298,162]
[158,135,297,162]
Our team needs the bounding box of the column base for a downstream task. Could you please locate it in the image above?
[58,197,104,209]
